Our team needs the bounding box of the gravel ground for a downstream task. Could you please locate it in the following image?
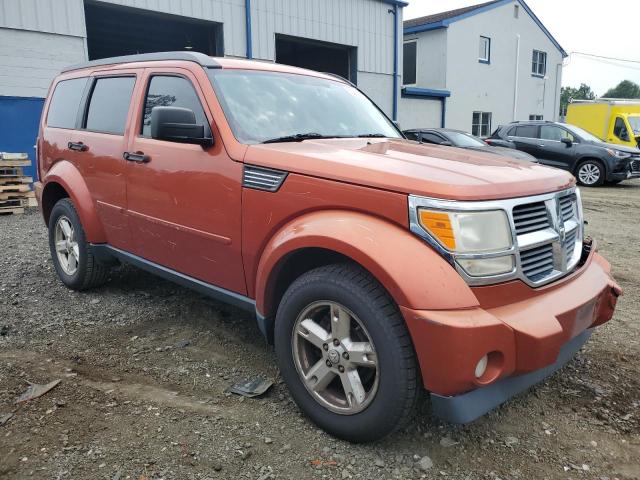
[1,181,639,480]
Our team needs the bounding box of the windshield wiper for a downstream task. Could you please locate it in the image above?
[357,133,387,138]
[262,133,335,144]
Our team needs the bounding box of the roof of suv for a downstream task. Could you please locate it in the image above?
[61,51,345,83]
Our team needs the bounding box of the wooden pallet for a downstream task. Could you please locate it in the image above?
[0,154,35,215]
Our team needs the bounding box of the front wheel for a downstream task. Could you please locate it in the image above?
[576,160,605,187]
[274,264,420,442]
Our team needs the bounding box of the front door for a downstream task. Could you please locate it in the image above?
[124,68,246,295]
[537,125,577,170]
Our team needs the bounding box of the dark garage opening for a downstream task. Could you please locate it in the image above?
[84,0,223,60]
[275,35,357,83]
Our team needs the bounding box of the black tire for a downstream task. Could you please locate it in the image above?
[575,159,605,187]
[48,198,109,290]
[274,263,420,442]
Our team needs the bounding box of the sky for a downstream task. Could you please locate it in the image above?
[403,0,640,96]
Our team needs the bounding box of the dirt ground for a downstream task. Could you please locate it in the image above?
[1,181,639,480]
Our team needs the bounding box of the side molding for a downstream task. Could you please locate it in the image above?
[93,245,256,313]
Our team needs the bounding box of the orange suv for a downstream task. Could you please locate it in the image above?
[35,52,621,442]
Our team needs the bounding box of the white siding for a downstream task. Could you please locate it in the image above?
[250,0,395,75]
[0,28,86,97]
[443,1,564,131]
[403,28,447,88]
[0,0,86,37]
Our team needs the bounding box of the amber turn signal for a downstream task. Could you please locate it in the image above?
[418,210,456,250]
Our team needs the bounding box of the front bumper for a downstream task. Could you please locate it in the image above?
[401,241,621,423]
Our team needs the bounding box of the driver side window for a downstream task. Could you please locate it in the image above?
[540,126,574,142]
[142,75,210,138]
[614,117,629,141]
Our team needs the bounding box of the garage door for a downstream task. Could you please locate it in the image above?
[84,0,223,60]
[275,34,357,83]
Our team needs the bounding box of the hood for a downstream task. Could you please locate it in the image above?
[464,145,538,162]
[583,139,639,153]
[245,138,574,201]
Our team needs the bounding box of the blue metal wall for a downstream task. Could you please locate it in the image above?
[0,96,44,181]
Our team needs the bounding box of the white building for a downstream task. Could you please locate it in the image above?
[399,0,566,136]
[0,0,407,179]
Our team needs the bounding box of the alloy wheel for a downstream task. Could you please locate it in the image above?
[291,301,379,415]
[578,163,601,185]
[54,215,80,275]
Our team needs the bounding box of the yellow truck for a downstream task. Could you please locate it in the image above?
[566,99,640,149]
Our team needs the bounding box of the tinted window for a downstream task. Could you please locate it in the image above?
[404,131,419,140]
[85,77,135,135]
[403,42,417,85]
[513,125,538,138]
[47,78,88,129]
[420,132,445,144]
[142,76,210,137]
[614,117,629,141]
[540,126,574,142]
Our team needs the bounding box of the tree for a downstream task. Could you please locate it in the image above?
[560,83,595,117]
[602,80,640,99]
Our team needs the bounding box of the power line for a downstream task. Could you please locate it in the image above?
[570,51,640,65]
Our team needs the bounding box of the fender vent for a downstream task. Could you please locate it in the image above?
[243,165,288,192]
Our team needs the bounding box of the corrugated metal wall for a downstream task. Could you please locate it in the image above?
[0,0,86,37]
[251,0,395,75]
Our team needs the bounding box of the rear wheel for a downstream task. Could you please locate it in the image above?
[48,198,110,290]
[274,263,420,442]
[576,160,605,187]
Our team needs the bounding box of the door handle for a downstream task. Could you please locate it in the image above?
[68,141,88,152]
[123,151,150,163]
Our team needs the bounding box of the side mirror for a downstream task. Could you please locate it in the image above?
[151,106,213,146]
[561,137,573,147]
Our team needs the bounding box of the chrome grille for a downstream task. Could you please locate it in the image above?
[514,192,582,285]
[520,244,554,282]
[243,165,288,192]
[513,202,549,235]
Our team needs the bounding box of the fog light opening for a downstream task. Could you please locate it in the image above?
[475,355,488,378]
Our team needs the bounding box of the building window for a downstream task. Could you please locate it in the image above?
[532,50,547,76]
[479,36,491,64]
[514,4,520,18]
[403,41,417,85]
[472,111,492,137]
[529,114,543,120]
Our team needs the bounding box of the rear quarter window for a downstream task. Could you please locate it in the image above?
[85,77,136,135]
[47,78,88,129]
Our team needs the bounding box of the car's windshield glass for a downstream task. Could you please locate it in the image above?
[628,116,640,135]
[446,131,487,148]
[563,123,602,143]
[207,70,401,144]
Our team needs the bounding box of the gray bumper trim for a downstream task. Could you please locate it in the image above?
[431,328,592,424]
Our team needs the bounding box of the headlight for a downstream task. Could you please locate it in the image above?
[417,209,514,276]
[606,148,631,159]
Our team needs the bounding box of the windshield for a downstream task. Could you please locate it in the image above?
[628,116,640,136]
[446,131,487,148]
[562,123,603,143]
[208,70,401,144]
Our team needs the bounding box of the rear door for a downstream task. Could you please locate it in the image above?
[537,125,578,170]
[124,68,246,294]
[505,124,540,158]
[68,71,139,249]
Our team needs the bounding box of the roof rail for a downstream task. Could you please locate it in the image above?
[62,51,222,73]
[321,72,355,87]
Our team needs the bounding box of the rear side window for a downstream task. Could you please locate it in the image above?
[513,125,538,138]
[85,77,136,135]
[47,78,88,129]
[142,76,210,137]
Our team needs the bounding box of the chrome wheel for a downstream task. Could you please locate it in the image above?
[54,216,79,275]
[578,163,601,185]
[292,301,379,415]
